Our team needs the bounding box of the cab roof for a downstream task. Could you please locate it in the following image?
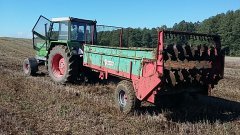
[51,17,97,24]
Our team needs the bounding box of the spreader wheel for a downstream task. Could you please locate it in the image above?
[114,80,141,114]
[199,85,211,96]
[23,57,38,76]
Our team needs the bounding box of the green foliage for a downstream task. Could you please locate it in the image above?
[97,9,240,56]
[192,10,240,56]
[97,27,158,48]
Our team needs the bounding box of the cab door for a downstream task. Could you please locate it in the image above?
[32,15,51,59]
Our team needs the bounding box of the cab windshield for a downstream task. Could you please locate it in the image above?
[50,21,69,40]
[71,21,95,43]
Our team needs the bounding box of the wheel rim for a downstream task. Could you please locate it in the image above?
[52,54,66,78]
[23,60,30,74]
[25,63,29,70]
[119,90,127,107]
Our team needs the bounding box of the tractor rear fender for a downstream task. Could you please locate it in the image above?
[47,42,69,59]
[47,41,83,59]
[49,41,83,55]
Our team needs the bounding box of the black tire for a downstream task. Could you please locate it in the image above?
[198,85,209,96]
[23,57,38,76]
[114,80,141,114]
[47,45,81,83]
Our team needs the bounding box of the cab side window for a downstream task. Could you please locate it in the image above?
[50,23,59,40]
[71,22,85,41]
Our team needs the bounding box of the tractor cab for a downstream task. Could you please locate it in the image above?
[50,17,97,43]
[24,15,97,82]
[32,15,97,60]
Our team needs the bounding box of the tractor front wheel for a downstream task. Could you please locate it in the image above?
[23,57,38,76]
[114,80,141,114]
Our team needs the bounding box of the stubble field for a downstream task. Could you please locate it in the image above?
[0,37,239,134]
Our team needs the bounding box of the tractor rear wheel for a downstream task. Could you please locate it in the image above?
[47,45,81,83]
[23,57,38,76]
[114,80,141,114]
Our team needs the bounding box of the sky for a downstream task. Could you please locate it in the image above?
[0,0,239,38]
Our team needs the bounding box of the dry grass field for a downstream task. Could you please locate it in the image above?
[0,37,239,134]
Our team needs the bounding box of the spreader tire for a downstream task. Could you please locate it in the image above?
[199,85,210,96]
[47,45,81,83]
[114,80,140,114]
[23,57,38,76]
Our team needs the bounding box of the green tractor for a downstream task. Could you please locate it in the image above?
[23,15,97,83]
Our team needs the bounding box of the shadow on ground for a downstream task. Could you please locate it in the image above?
[137,94,240,123]
[34,72,46,77]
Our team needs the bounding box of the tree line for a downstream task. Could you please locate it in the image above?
[97,9,240,56]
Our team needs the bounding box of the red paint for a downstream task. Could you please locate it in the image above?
[119,28,123,47]
[156,31,164,74]
[133,72,161,101]
[83,63,140,80]
[25,63,29,70]
[142,59,156,77]
[23,62,30,74]
[91,25,94,45]
[99,71,104,79]
[146,91,155,103]
[105,71,108,79]
[58,57,65,75]
[52,54,65,78]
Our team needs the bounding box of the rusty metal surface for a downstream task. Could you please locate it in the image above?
[164,60,212,70]
[162,31,224,89]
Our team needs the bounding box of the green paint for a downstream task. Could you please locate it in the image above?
[83,44,156,76]
[50,40,68,44]
[35,42,47,57]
